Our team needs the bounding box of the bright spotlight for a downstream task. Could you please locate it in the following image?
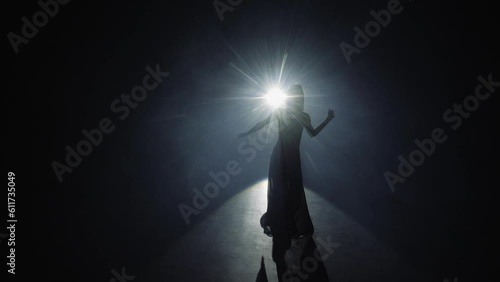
[265,88,286,108]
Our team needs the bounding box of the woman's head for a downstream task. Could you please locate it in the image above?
[287,84,304,112]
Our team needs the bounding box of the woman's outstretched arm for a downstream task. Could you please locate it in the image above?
[303,109,334,137]
[237,114,273,138]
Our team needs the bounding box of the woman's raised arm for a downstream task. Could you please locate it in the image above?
[302,109,334,137]
[237,114,273,138]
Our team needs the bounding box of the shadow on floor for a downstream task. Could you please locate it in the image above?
[257,238,330,282]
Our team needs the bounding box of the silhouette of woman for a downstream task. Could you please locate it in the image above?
[238,84,334,280]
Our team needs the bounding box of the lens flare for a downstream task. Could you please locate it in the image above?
[265,88,286,108]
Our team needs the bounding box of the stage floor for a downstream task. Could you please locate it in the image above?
[140,179,428,282]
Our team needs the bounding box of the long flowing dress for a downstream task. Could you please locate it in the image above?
[260,109,314,239]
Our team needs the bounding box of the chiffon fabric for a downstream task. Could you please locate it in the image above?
[260,109,314,239]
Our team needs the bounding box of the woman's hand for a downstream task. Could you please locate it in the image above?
[327,109,334,120]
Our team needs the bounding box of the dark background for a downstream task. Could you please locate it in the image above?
[4,0,498,281]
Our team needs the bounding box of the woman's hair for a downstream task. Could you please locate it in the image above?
[287,84,304,112]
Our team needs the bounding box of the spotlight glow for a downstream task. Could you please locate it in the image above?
[265,88,286,108]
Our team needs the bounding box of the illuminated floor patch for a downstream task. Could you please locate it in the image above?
[140,179,427,282]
